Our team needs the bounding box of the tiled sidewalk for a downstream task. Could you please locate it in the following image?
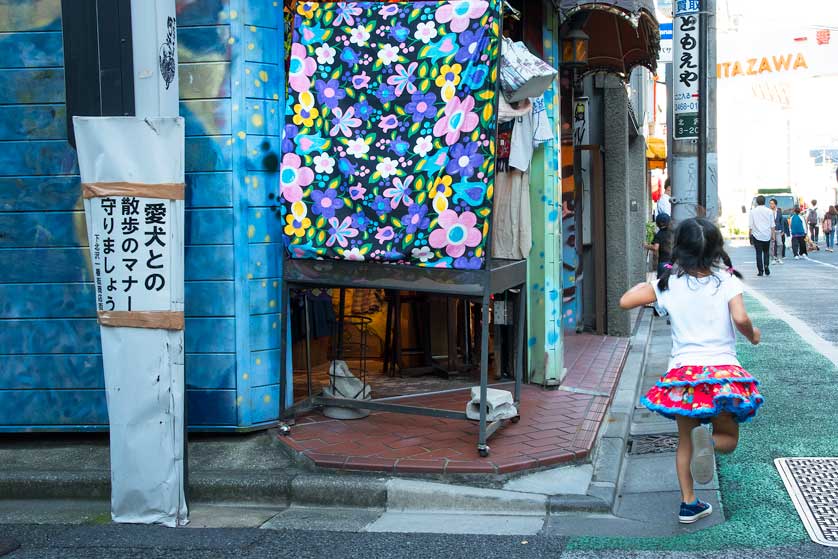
[278,334,630,475]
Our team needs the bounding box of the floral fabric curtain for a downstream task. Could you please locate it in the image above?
[281,1,501,269]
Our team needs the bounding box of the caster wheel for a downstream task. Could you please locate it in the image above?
[478,447,490,458]
[277,423,292,436]
[511,416,521,423]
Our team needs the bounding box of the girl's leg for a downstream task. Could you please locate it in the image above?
[710,412,739,453]
[676,416,701,503]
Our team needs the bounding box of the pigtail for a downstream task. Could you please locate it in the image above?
[657,263,673,291]
[719,249,743,280]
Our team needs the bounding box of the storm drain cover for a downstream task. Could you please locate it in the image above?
[627,434,679,455]
[775,457,838,547]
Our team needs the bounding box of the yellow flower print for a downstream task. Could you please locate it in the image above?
[293,91,319,127]
[435,64,462,100]
[429,175,453,199]
[291,200,308,219]
[297,2,316,18]
[435,64,462,88]
[284,213,311,238]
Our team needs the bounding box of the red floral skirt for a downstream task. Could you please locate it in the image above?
[641,364,764,423]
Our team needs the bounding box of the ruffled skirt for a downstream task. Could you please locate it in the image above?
[641,365,764,423]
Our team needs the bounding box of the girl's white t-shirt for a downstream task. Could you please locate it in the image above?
[652,271,744,371]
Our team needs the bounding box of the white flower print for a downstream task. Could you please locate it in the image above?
[315,43,336,65]
[413,135,433,158]
[313,153,335,174]
[414,21,438,44]
[411,246,433,262]
[343,247,365,261]
[376,157,399,179]
[377,43,399,65]
[346,137,370,158]
[350,25,370,46]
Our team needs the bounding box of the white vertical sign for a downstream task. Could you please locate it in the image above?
[673,0,700,139]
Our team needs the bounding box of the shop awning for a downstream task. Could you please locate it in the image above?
[557,0,660,76]
[646,136,666,169]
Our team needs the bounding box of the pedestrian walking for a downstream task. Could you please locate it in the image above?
[769,198,785,265]
[656,179,672,219]
[823,205,836,252]
[807,200,820,244]
[748,195,774,276]
[619,218,764,525]
[790,206,809,259]
[644,213,673,278]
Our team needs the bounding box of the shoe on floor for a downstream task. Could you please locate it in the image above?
[679,499,713,524]
[757,272,763,276]
[778,259,785,264]
[765,269,770,276]
[690,425,716,484]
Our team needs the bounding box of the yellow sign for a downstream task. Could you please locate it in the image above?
[717,53,808,79]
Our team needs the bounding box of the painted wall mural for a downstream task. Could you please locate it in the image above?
[280,0,500,269]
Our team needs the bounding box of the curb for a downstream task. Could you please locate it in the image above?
[386,479,546,516]
[585,308,654,512]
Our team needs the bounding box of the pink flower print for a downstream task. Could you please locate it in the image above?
[433,95,479,146]
[435,1,489,33]
[378,114,399,133]
[280,153,314,203]
[326,216,359,248]
[429,210,482,258]
[352,71,371,89]
[386,62,418,97]
[375,226,395,243]
[329,106,361,137]
[383,176,414,209]
[333,2,362,26]
[289,44,317,94]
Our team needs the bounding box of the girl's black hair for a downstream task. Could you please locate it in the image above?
[657,217,743,291]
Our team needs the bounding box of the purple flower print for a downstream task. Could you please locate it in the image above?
[389,136,410,157]
[405,92,438,123]
[386,62,418,97]
[454,255,483,270]
[378,85,396,103]
[389,22,410,42]
[282,124,299,154]
[334,2,362,26]
[371,195,390,215]
[315,78,346,109]
[355,100,373,120]
[455,27,486,63]
[402,203,430,234]
[352,72,371,89]
[383,176,414,209]
[446,141,485,178]
[326,216,359,248]
[311,189,345,219]
[351,211,370,230]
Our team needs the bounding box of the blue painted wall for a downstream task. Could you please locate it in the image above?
[0,0,284,431]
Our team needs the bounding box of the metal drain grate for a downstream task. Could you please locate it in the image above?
[627,434,679,455]
[775,457,838,547]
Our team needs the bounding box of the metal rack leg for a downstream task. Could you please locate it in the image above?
[304,293,313,399]
[514,287,526,406]
[478,297,490,457]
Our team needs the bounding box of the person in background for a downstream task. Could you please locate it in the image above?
[656,179,672,219]
[808,200,821,244]
[769,198,784,265]
[790,206,809,260]
[644,213,674,278]
[824,206,836,252]
[781,208,790,260]
[749,195,774,276]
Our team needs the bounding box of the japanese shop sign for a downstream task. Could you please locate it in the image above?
[673,0,700,139]
[90,196,172,312]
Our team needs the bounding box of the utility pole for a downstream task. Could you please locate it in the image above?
[672,0,716,221]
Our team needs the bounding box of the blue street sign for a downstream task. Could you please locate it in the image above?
[660,22,673,40]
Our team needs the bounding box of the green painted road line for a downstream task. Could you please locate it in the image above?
[568,294,838,551]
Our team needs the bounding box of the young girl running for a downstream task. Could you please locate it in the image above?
[619,218,764,524]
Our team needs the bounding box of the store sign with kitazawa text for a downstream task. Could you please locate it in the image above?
[673,0,700,139]
[89,196,172,312]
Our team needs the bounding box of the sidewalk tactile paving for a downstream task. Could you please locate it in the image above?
[775,457,838,547]
[278,333,629,474]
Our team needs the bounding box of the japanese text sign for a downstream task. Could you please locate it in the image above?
[673,0,700,139]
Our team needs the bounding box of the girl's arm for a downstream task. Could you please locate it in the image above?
[729,294,761,345]
[643,242,660,253]
[619,283,657,310]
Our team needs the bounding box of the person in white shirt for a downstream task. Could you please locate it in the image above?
[749,195,775,277]
[619,217,763,525]
[656,180,672,218]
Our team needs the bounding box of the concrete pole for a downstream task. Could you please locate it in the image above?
[704,0,718,220]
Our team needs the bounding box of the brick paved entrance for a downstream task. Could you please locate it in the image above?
[278,334,629,474]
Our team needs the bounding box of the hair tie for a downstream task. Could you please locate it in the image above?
[727,266,736,274]
[663,264,673,270]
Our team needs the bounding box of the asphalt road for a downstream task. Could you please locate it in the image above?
[4,524,838,559]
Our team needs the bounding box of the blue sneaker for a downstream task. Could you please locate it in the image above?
[679,499,713,524]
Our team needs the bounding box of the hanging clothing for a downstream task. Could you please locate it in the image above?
[492,169,531,260]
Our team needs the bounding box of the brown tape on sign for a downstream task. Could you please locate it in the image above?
[97,311,185,330]
[82,182,185,200]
